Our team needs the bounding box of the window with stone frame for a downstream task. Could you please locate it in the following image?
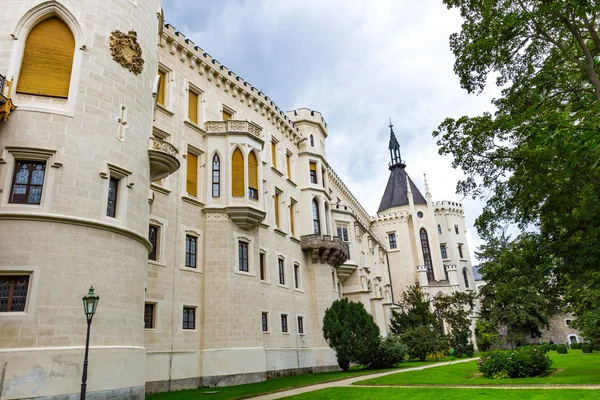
[419,228,434,281]
[183,307,196,330]
[185,235,197,269]
[281,314,288,333]
[458,243,464,259]
[278,258,285,285]
[144,303,155,329]
[462,268,470,288]
[440,244,448,259]
[309,162,317,184]
[454,224,459,234]
[0,275,30,312]
[298,316,304,334]
[212,154,220,197]
[238,241,249,272]
[106,176,119,217]
[294,263,300,289]
[388,233,397,249]
[259,252,266,281]
[262,312,269,332]
[10,160,47,205]
[148,225,160,261]
[312,199,320,235]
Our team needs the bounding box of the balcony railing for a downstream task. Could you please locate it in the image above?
[205,120,263,140]
[148,137,180,181]
[0,74,17,122]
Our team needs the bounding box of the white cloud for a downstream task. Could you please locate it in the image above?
[163,0,501,261]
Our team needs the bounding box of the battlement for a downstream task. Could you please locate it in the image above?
[433,200,464,215]
[288,108,328,136]
[161,23,302,143]
[370,211,410,223]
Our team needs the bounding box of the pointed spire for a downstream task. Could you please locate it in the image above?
[424,173,431,199]
[387,119,405,170]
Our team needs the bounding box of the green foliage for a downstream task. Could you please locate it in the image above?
[550,344,558,351]
[436,0,600,342]
[582,344,593,353]
[366,336,408,370]
[557,344,568,354]
[433,291,476,357]
[571,343,581,350]
[477,347,553,379]
[594,343,600,351]
[322,298,380,371]
[389,285,439,334]
[540,344,550,353]
[475,319,498,352]
[400,325,439,361]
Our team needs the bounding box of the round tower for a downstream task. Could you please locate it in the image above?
[0,1,166,398]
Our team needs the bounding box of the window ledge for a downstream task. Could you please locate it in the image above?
[151,183,171,195]
[157,103,174,117]
[460,259,468,262]
[262,331,270,334]
[274,228,287,237]
[182,329,198,332]
[261,280,271,285]
[182,195,205,207]
[234,270,255,278]
[277,284,289,289]
[299,333,306,336]
[286,178,297,187]
[293,288,304,294]
[180,266,202,274]
[148,260,167,268]
[282,332,290,335]
[144,328,157,331]
[184,120,207,135]
[290,236,301,245]
[271,167,284,177]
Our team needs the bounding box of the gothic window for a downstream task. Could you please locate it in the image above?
[309,162,317,184]
[212,154,220,197]
[440,244,448,259]
[0,275,30,312]
[186,151,198,197]
[310,135,314,147]
[185,235,197,269]
[419,228,434,281]
[388,233,397,249]
[231,148,244,196]
[106,177,119,217]
[248,151,259,200]
[312,199,321,234]
[238,241,249,272]
[17,17,75,98]
[182,307,196,329]
[10,160,46,205]
[148,225,160,261]
[144,303,155,329]
[463,268,470,288]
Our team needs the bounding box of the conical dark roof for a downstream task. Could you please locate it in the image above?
[377,167,427,213]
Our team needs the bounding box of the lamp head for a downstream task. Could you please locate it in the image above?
[82,286,100,317]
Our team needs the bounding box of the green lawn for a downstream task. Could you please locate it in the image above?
[286,387,600,399]
[356,351,600,386]
[145,361,436,400]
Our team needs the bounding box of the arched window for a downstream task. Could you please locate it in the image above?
[463,268,470,288]
[17,17,75,98]
[231,148,244,197]
[310,135,314,147]
[437,224,442,234]
[312,198,320,234]
[248,151,258,200]
[212,154,220,197]
[419,228,434,281]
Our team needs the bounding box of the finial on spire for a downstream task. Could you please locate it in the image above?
[424,173,431,199]
[387,119,405,170]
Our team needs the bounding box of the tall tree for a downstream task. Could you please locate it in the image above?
[435,0,600,340]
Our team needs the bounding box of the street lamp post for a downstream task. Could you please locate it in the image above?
[429,323,438,362]
[80,286,100,400]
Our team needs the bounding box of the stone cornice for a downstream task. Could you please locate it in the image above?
[0,212,152,251]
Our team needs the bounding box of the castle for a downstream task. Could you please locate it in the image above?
[0,1,477,399]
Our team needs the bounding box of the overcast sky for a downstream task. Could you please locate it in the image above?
[162,0,500,261]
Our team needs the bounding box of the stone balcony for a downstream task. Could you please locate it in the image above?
[205,120,264,141]
[225,198,266,230]
[301,234,349,268]
[148,137,180,181]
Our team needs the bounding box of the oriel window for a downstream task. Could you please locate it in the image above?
[10,161,46,205]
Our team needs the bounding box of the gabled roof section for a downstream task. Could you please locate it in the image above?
[377,167,427,213]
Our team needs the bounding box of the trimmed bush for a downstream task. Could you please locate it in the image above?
[477,346,552,379]
[582,344,593,353]
[571,343,580,350]
[367,336,408,369]
[557,344,568,354]
[594,344,600,351]
[539,344,550,353]
[549,344,558,351]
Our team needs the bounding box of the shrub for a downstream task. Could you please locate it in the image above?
[367,336,408,369]
[539,344,550,353]
[594,344,600,351]
[582,344,593,353]
[477,346,553,379]
[557,344,568,354]
[571,343,580,350]
[475,319,498,352]
[323,298,381,371]
[549,344,558,351]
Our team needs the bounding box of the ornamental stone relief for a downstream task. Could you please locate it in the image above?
[110,30,145,75]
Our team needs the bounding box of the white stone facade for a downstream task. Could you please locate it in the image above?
[0,1,477,399]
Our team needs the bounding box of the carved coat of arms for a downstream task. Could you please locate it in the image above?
[110,30,144,75]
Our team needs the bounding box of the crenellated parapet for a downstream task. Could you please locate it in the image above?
[288,108,328,137]
[160,24,302,144]
[433,200,464,217]
[370,210,410,226]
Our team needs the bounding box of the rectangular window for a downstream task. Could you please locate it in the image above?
[281,314,288,333]
[188,89,199,124]
[185,235,197,268]
[259,253,266,280]
[0,275,30,312]
[294,264,300,289]
[388,233,397,249]
[239,241,249,272]
[440,244,448,259]
[158,70,166,105]
[332,270,336,290]
[148,225,159,261]
[186,152,198,197]
[342,227,349,242]
[10,160,47,205]
[212,154,220,197]
[106,177,119,217]
[262,312,268,332]
[183,307,195,330]
[271,141,277,168]
[297,316,304,334]
[144,303,155,329]
[289,202,295,236]
[309,162,317,184]
[278,258,285,285]
[222,108,232,121]
[286,153,291,179]
[274,193,280,228]
[337,226,342,238]
[455,224,459,234]
[458,244,464,259]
